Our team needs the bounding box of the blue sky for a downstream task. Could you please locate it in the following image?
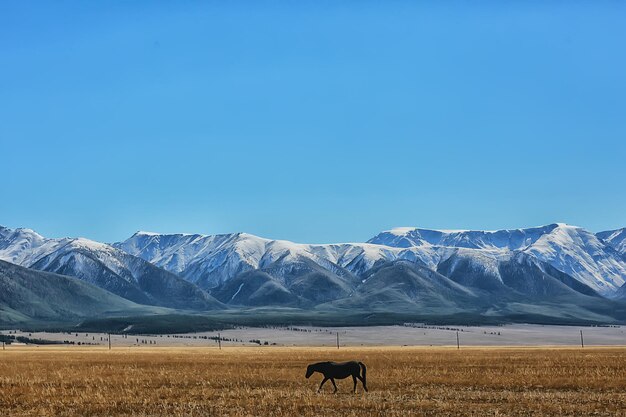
[1,1,625,243]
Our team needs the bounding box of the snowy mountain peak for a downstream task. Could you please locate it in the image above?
[0,225,221,310]
[0,226,44,238]
[368,223,625,296]
[369,223,571,250]
[132,230,160,237]
[114,223,626,297]
[386,226,424,236]
[0,226,62,266]
[597,228,626,255]
[4,222,626,309]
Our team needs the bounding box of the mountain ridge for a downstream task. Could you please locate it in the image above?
[2,223,626,325]
[117,223,626,297]
[0,226,223,310]
[0,259,165,323]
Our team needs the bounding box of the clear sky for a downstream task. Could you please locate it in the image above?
[1,1,625,243]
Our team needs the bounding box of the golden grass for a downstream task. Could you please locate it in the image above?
[1,346,625,416]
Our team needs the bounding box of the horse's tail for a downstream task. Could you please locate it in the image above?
[359,362,367,391]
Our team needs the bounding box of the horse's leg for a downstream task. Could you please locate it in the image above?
[357,375,368,392]
[331,378,338,394]
[317,377,328,393]
[352,375,357,393]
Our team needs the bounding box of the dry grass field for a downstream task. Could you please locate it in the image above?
[1,346,625,416]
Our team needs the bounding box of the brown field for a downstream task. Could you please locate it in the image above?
[1,346,625,416]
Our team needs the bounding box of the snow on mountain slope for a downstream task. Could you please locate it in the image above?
[0,226,66,266]
[368,224,563,250]
[520,224,626,295]
[116,232,360,290]
[0,226,221,310]
[115,232,249,275]
[3,222,624,319]
[1,227,141,283]
[116,231,512,298]
[597,228,626,256]
[121,232,396,282]
[8,221,621,308]
[369,223,626,296]
[33,238,137,282]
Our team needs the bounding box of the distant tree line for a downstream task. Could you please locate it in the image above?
[0,334,77,345]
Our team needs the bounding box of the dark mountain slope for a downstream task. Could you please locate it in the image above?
[0,260,153,323]
[330,261,481,313]
[29,244,223,311]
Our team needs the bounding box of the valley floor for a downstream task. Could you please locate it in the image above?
[3,323,626,347]
[1,346,625,416]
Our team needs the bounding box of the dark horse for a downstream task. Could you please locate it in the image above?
[305,361,368,393]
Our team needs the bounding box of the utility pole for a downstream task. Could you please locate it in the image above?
[108,333,111,350]
[456,331,460,350]
[336,332,339,349]
[580,330,584,349]
[218,333,221,350]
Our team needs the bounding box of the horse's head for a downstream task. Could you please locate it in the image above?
[305,364,315,379]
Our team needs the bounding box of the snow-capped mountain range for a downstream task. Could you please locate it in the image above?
[369,223,626,296]
[0,226,221,310]
[116,223,626,297]
[2,223,626,324]
[597,228,626,256]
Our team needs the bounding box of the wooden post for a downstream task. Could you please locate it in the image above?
[580,330,584,348]
[2,341,5,350]
[456,331,460,350]
[108,333,111,350]
[336,332,339,349]
[218,333,221,350]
